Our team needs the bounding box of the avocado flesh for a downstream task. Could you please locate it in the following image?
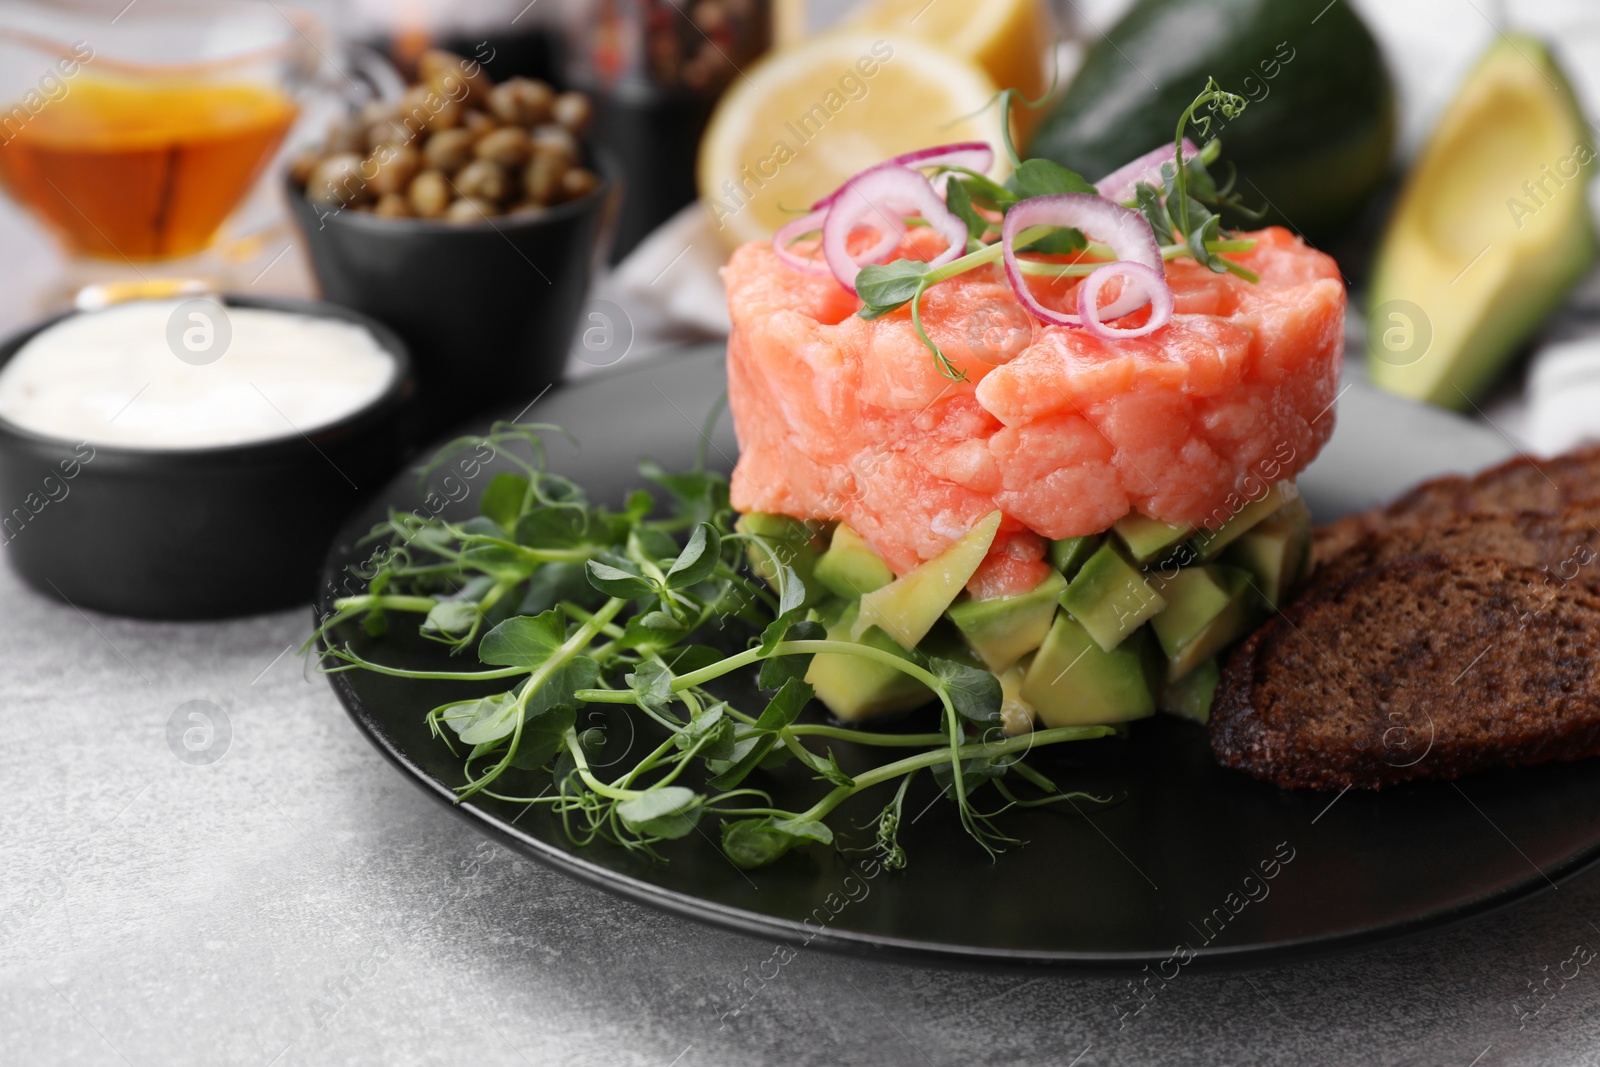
[1049,535,1100,579]
[946,571,1068,672]
[1021,613,1158,727]
[854,510,1002,649]
[1059,541,1166,653]
[1367,34,1598,408]
[805,603,931,722]
[1190,480,1299,561]
[1223,498,1312,609]
[1150,565,1259,681]
[998,658,1035,736]
[1162,657,1220,724]
[1113,513,1192,564]
[814,523,895,599]
[735,512,828,606]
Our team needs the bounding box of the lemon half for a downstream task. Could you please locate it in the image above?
[698,33,1003,248]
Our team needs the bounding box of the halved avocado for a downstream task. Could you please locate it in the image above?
[1020,612,1159,727]
[1113,513,1192,564]
[1059,541,1166,653]
[814,523,895,599]
[946,570,1068,672]
[853,511,1002,649]
[1367,34,1598,407]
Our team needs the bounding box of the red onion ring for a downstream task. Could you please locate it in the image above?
[1077,262,1174,340]
[1094,139,1199,203]
[823,165,967,293]
[811,142,995,209]
[1001,193,1168,330]
[771,209,831,275]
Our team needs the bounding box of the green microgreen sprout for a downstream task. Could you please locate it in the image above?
[851,82,1262,382]
[308,423,1114,869]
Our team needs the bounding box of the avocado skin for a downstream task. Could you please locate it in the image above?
[1030,0,1395,239]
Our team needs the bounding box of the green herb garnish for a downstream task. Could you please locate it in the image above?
[312,423,1112,869]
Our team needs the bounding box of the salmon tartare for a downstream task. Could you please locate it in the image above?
[724,87,1342,730]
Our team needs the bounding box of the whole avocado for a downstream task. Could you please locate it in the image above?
[1030,0,1396,239]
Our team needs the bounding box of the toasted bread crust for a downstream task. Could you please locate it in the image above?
[1311,445,1600,573]
[1210,554,1600,790]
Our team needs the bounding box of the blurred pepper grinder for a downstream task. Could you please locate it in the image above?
[562,0,772,261]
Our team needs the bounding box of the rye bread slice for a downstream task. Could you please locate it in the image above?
[1210,553,1600,790]
[1311,444,1600,572]
[1310,503,1600,591]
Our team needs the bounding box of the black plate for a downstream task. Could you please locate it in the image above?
[316,344,1600,970]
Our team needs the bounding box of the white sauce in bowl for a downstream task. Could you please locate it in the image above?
[0,301,397,450]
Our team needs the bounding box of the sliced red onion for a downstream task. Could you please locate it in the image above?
[823,164,966,293]
[1078,262,1174,340]
[772,209,831,275]
[1094,139,1199,203]
[1001,193,1167,329]
[811,142,994,209]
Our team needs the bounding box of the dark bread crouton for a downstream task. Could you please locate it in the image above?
[1310,504,1600,591]
[1210,554,1600,790]
[1311,445,1600,573]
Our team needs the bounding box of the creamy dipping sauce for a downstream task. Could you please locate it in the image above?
[0,301,396,450]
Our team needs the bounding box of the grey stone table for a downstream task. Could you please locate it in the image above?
[4,544,1600,1067]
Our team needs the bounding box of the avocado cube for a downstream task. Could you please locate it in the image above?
[814,523,895,599]
[1113,513,1193,564]
[1222,498,1312,609]
[735,512,828,606]
[1059,541,1167,652]
[854,510,1002,649]
[1190,480,1300,561]
[998,658,1036,735]
[805,602,932,722]
[946,570,1068,672]
[1049,535,1100,579]
[1150,564,1260,681]
[1020,612,1159,726]
[1162,657,1220,724]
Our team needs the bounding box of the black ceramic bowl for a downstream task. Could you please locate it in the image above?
[0,296,414,620]
[286,157,617,436]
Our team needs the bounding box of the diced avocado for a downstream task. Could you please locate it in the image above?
[1223,498,1313,609]
[998,658,1035,736]
[1162,657,1220,724]
[1150,564,1260,681]
[735,512,828,606]
[1367,34,1597,408]
[1020,612,1159,726]
[813,523,895,599]
[805,603,931,722]
[1059,541,1167,653]
[853,510,1002,649]
[1113,513,1193,564]
[1049,535,1100,579]
[946,571,1068,672]
[1190,480,1299,561]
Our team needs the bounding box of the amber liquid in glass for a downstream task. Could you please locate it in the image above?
[0,79,297,261]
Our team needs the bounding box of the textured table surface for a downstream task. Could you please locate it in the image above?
[3,533,1600,1067]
